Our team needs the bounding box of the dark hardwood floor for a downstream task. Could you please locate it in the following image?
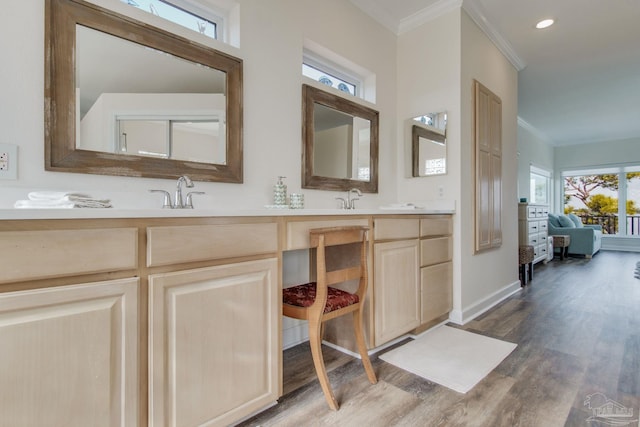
[239,251,640,426]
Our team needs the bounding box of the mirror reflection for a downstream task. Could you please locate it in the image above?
[302,84,379,193]
[411,112,447,177]
[313,104,370,181]
[77,25,226,164]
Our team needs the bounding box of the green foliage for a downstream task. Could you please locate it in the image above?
[564,173,640,216]
[586,194,617,215]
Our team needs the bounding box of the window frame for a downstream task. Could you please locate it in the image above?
[529,165,551,206]
[302,51,363,99]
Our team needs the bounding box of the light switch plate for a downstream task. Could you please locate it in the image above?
[0,143,18,180]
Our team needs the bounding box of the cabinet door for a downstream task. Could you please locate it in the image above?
[421,262,453,325]
[149,258,279,427]
[374,240,420,345]
[0,278,139,427]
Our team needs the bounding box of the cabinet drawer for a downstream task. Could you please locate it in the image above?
[374,218,419,240]
[147,222,278,267]
[420,237,452,266]
[421,262,453,324]
[538,221,548,232]
[527,221,540,234]
[420,216,452,237]
[0,228,138,284]
[538,243,548,257]
[528,234,541,246]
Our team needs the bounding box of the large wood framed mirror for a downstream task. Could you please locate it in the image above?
[302,84,378,193]
[45,0,243,182]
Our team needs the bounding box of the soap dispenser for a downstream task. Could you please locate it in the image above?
[274,176,288,206]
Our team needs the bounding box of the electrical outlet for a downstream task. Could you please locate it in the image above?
[0,144,18,180]
[0,152,7,171]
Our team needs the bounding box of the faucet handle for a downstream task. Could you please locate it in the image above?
[335,197,347,210]
[184,191,205,209]
[149,190,173,209]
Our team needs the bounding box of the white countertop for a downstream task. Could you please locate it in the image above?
[0,207,455,220]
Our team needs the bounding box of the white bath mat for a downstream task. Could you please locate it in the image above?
[379,325,516,393]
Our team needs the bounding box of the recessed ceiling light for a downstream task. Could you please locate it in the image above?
[535,18,555,29]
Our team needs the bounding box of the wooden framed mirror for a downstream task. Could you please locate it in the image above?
[45,0,243,182]
[302,84,378,193]
[411,112,447,177]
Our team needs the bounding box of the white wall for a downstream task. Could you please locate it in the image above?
[555,137,640,171]
[517,122,554,204]
[396,9,461,205]
[456,10,520,322]
[398,9,520,324]
[0,0,397,209]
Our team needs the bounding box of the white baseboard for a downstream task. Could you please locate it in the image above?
[449,280,522,325]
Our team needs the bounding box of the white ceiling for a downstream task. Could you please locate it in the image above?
[350,0,640,146]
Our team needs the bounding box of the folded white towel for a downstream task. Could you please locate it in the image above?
[14,200,76,209]
[28,191,91,201]
[17,191,113,208]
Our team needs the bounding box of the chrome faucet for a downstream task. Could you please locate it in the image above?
[335,188,363,210]
[347,188,362,210]
[174,175,194,208]
[150,175,203,208]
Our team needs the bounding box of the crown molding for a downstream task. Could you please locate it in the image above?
[518,116,553,145]
[398,0,463,35]
[349,0,401,34]
[462,0,526,71]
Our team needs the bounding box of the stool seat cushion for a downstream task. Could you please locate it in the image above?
[283,282,359,313]
[518,245,535,264]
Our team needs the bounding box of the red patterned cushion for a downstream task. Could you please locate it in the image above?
[283,282,359,313]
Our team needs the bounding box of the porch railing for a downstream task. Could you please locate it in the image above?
[577,214,640,235]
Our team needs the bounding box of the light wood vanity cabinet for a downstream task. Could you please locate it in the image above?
[372,216,454,345]
[418,216,453,331]
[0,212,453,425]
[0,225,139,426]
[148,259,278,427]
[0,218,279,427]
[373,218,421,346]
[146,222,279,427]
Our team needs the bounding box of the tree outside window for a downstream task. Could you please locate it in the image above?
[564,172,640,234]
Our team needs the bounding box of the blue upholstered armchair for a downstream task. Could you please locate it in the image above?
[548,213,602,258]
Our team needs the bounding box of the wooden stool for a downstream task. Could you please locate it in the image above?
[282,226,377,410]
[519,245,534,286]
[552,235,571,260]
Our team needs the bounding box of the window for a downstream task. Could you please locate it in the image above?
[562,167,640,235]
[530,165,551,205]
[302,46,368,102]
[122,0,222,39]
[302,63,357,96]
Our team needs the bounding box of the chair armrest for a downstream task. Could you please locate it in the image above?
[584,225,602,231]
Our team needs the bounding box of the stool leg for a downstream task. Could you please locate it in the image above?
[528,262,533,281]
[560,247,565,260]
[520,264,526,286]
